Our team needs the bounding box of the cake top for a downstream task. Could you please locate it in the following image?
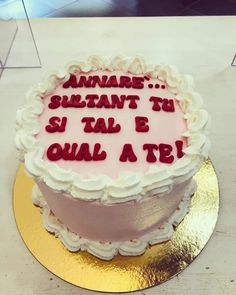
[37,70,187,178]
[15,56,210,203]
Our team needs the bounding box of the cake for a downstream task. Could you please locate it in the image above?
[15,56,210,260]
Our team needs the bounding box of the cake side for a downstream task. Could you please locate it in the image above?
[37,178,192,242]
[32,180,196,260]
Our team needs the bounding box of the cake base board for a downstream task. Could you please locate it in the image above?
[13,160,219,292]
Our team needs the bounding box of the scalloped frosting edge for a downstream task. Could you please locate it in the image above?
[15,56,210,204]
[32,180,196,260]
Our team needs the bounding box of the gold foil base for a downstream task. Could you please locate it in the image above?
[13,160,219,292]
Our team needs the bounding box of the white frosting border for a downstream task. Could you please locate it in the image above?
[32,181,196,260]
[15,56,210,203]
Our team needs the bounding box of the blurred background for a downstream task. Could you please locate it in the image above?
[0,0,236,19]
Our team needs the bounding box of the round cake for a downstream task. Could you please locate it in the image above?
[15,56,210,260]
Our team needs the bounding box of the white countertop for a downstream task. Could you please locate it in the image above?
[0,16,236,295]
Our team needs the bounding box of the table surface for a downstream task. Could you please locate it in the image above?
[0,16,236,295]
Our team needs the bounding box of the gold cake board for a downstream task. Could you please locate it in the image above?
[13,160,219,292]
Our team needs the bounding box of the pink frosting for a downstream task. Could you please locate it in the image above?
[36,70,187,178]
[37,179,191,242]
